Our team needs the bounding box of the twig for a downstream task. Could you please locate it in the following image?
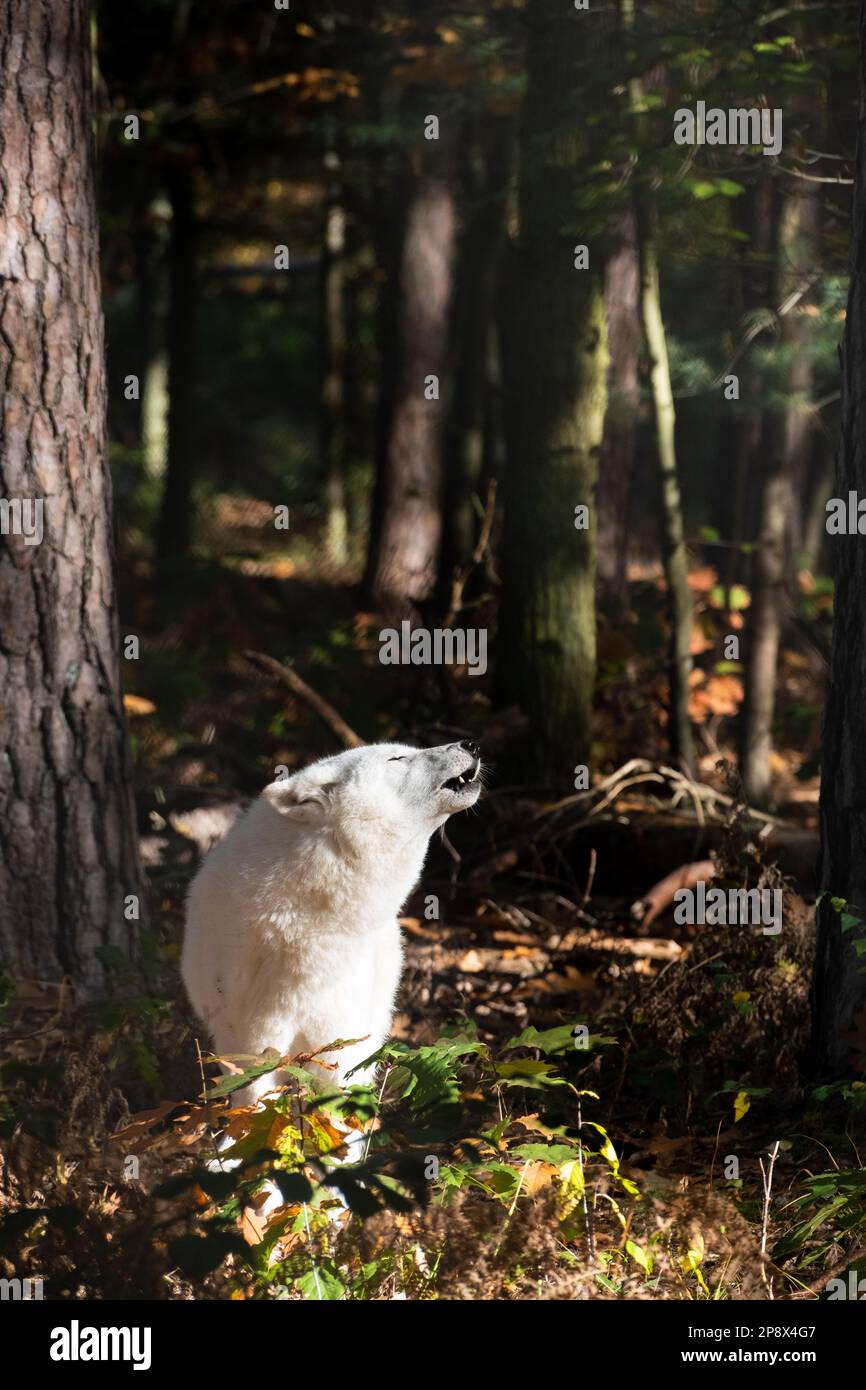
[578,1095,595,1261]
[582,848,597,906]
[439,825,462,895]
[709,1116,723,1192]
[244,650,365,749]
[493,1158,527,1259]
[363,1065,392,1164]
[775,164,853,184]
[195,1036,223,1170]
[759,1140,781,1298]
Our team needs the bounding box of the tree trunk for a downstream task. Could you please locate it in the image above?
[800,446,833,574]
[598,211,640,608]
[371,169,457,615]
[320,149,349,567]
[725,179,775,605]
[635,187,696,773]
[496,0,608,779]
[811,5,866,1077]
[440,114,512,590]
[156,163,197,566]
[741,182,819,806]
[621,0,695,773]
[362,160,405,598]
[0,0,143,995]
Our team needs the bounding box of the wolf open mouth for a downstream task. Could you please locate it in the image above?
[440,759,481,792]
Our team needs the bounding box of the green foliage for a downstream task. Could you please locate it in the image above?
[150,1022,638,1299]
[774,1169,866,1269]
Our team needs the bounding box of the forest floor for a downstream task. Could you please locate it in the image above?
[3,507,860,1301]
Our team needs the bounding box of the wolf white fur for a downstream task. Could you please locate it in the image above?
[181,740,482,1105]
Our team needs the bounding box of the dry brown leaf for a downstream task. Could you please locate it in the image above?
[522,1161,559,1195]
[109,1100,186,1149]
[240,1203,266,1246]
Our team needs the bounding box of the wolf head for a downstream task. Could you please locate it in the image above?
[262,740,483,844]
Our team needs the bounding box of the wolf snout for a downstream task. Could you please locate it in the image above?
[438,739,483,793]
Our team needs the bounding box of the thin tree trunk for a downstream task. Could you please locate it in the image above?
[741,182,819,806]
[371,170,457,615]
[156,163,197,566]
[598,211,640,607]
[137,193,168,480]
[622,0,695,772]
[497,0,608,778]
[811,2,866,1076]
[362,166,404,597]
[800,446,833,574]
[0,0,143,994]
[725,180,775,604]
[320,148,349,567]
[143,349,169,480]
[635,191,696,773]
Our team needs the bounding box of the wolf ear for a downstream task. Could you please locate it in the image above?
[263,780,330,823]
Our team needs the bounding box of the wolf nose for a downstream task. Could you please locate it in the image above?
[459,739,480,758]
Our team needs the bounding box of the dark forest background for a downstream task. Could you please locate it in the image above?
[2,0,866,1304]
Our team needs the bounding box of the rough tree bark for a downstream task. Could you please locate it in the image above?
[811,5,866,1077]
[0,0,143,994]
[497,0,608,778]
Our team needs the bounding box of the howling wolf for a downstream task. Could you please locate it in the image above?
[181,740,482,1103]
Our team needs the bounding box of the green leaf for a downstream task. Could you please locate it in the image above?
[505,1023,615,1055]
[296,1265,346,1301]
[626,1239,654,1273]
[511,1142,577,1164]
[496,1059,558,1079]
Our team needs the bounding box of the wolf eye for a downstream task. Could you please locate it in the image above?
[388,756,407,762]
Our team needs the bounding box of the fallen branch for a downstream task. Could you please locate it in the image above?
[632,859,715,928]
[244,650,366,749]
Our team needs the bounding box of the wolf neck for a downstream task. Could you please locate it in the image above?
[294,819,431,921]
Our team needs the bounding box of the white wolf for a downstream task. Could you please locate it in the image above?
[181,739,482,1105]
